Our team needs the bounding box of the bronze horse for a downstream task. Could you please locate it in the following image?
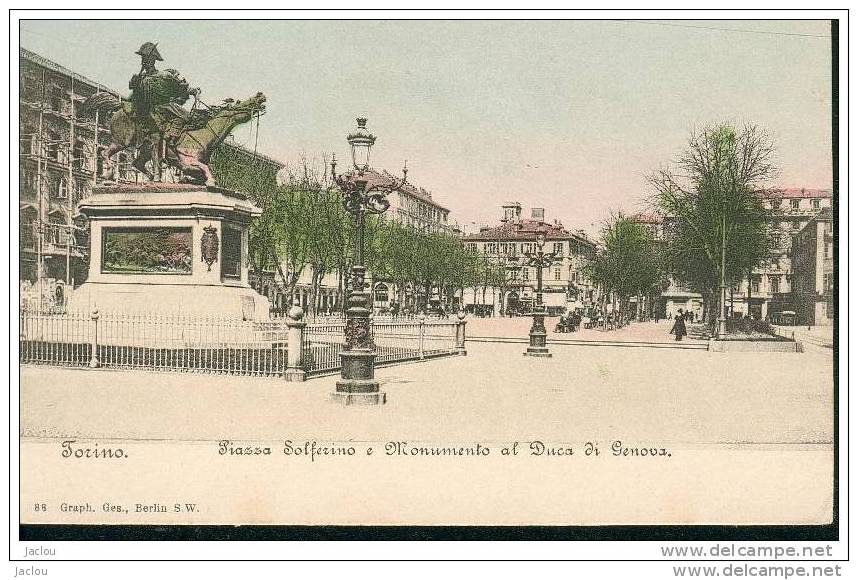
[83,90,266,186]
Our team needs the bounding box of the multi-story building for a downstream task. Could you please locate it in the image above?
[639,188,833,321]
[462,203,597,316]
[19,47,128,288]
[370,169,452,234]
[791,207,834,325]
[19,47,284,307]
[738,188,833,320]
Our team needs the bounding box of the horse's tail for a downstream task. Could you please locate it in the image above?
[81,92,122,115]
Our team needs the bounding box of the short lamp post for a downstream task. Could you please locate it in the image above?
[330,117,406,405]
[523,230,556,358]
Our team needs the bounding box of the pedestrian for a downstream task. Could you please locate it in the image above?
[670,309,688,341]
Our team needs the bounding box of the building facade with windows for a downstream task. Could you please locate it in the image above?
[740,188,833,321]
[19,47,126,289]
[462,203,597,316]
[388,173,452,234]
[791,207,834,325]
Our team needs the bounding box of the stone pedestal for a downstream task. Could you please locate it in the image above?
[332,351,387,405]
[332,266,386,406]
[69,183,270,319]
[524,307,552,358]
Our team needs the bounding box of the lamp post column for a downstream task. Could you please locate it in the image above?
[525,248,552,358]
[330,117,406,405]
[717,212,728,340]
[333,184,384,405]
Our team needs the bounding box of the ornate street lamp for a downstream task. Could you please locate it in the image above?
[523,228,556,357]
[330,117,406,405]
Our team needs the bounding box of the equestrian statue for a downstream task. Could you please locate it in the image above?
[83,42,266,187]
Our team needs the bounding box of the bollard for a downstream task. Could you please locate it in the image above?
[89,309,100,368]
[418,313,426,360]
[284,300,307,382]
[455,310,468,356]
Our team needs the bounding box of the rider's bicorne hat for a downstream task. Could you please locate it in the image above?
[135,42,163,61]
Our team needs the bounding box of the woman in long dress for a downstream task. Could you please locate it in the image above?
[670,309,688,341]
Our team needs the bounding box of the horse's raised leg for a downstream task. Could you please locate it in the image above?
[199,162,216,187]
[175,149,216,187]
[132,141,154,181]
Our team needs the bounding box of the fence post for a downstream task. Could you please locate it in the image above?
[418,313,426,360]
[89,309,100,368]
[455,310,468,356]
[284,300,307,382]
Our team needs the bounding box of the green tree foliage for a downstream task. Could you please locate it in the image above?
[209,144,279,196]
[648,123,777,323]
[585,212,662,317]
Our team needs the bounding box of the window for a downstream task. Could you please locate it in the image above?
[73,140,85,170]
[812,199,820,209]
[48,214,65,245]
[20,168,36,196]
[20,209,37,249]
[73,100,87,120]
[553,266,561,281]
[56,178,67,199]
[74,180,86,202]
[97,146,105,177]
[824,242,830,259]
[791,199,800,210]
[221,227,242,279]
[521,242,534,254]
[20,133,33,155]
[553,242,563,255]
[374,283,389,303]
[102,227,192,274]
[751,278,760,294]
[771,232,782,247]
[466,242,477,253]
[50,86,65,113]
[771,199,782,210]
[46,132,60,161]
[522,268,529,281]
[769,276,780,293]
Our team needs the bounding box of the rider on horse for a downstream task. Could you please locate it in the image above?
[83,43,266,186]
[128,43,206,161]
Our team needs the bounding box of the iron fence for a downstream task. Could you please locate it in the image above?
[20,309,462,379]
[20,310,290,377]
[302,321,346,375]
[301,319,459,376]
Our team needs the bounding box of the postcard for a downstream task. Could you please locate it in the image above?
[14,15,840,545]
